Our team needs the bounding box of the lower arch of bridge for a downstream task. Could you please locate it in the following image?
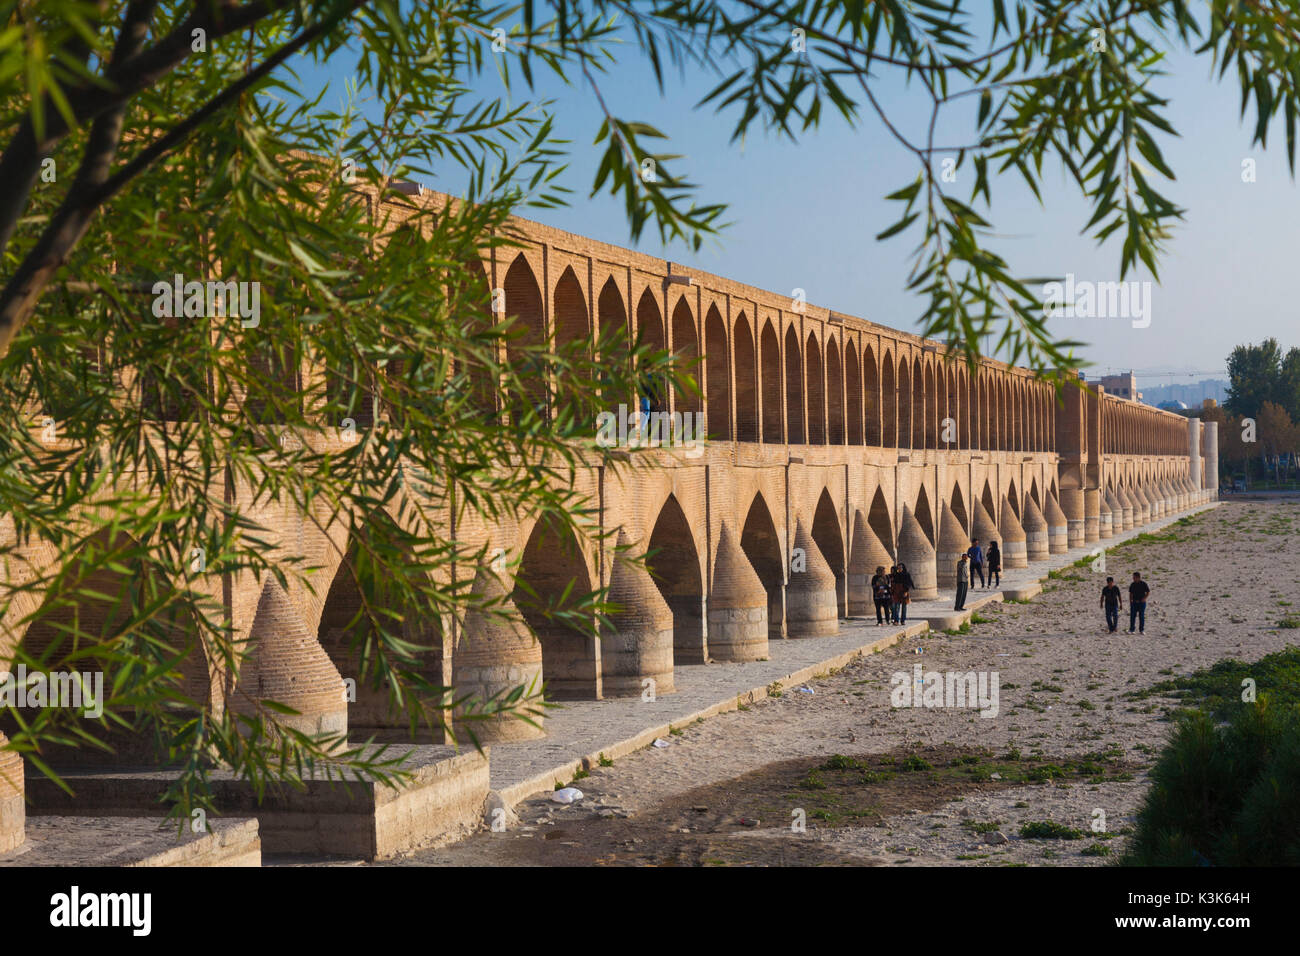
[514,516,597,700]
[867,487,895,558]
[981,480,997,525]
[914,485,936,545]
[646,495,706,665]
[1007,479,1021,519]
[318,523,444,737]
[811,490,847,616]
[950,482,969,537]
[3,530,212,768]
[740,494,785,639]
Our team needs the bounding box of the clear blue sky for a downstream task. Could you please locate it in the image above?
[296,13,1296,390]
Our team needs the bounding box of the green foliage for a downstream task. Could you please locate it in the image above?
[1020,820,1085,840]
[1123,697,1300,866]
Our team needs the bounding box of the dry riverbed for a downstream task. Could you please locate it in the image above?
[377,498,1300,867]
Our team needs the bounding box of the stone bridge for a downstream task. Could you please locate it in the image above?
[0,186,1219,851]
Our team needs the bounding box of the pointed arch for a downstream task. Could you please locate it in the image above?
[704,304,730,440]
[785,325,805,444]
[8,530,213,767]
[924,361,937,449]
[880,350,896,446]
[647,495,705,663]
[741,493,785,638]
[1007,478,1020,518]
[319,516,444,734]
[980,480,997,525]
[503,254,547,420]
[760,320,783,443]
[1029,477,1041,510]
[515,516,596,699]
[806,331,825,444]
[596,277,629,407]
[868,487,895,558]
[811,489,847,615]
[827,338,845,444]
[734,312,758,442]
[915,485,935,544]
[845,341,863,445]
[553,266,590,423]
[864,344,880,445]
[896,355,911,449]
[912,357,924,451]
[950,481,969,536]
[670,298,700,416]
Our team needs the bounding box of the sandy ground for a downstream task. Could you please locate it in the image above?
[370,498,1300,867]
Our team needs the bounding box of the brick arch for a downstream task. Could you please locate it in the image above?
[740,492,786,638]
[911,356,924,451]
[596,276,629,406]
[670,298,700,416]
[863,343,880,446]
[704,304,730,440]
[845,341,862,445]
[3,528,215,768]
[811,488,846,615]
[867,486,894,557]
[760,319,782,443]
[896,355,911,449]
[647,493,705,663]
[514,514,597,699]
[553,266,589,423]
[949,481,969,535]
[503,253,547,419]
[826,337,844,444]
[784,325,805,444]
[1007,478,1020,518]
[980,479,997,524]
[806,331,826,445]
[914,484,935,545]
[318,516,444,733]
[924,361,937,449]
[734,312,758,442]
[880,348,896,447]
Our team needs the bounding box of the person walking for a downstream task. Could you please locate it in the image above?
[955,554,970,611]
[966,539,985,588]
[1128,571,1151,634]
[870,565,892,626]
[1100,576,1123,633]
[890,564,913,625]
[986,540,1001,588]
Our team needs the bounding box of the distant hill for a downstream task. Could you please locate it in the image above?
[1141,379,1229,408]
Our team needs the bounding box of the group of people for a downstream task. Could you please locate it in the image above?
[954,538,1001,611]
[1100,572,1152,633]
[871,534,1153,631]
[869,563,917,626]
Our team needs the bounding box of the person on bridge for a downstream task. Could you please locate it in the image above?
[967,539,985,588]
[891,563,914,625]
[1100,576,1123,633]
[871,565,892,626]
[986,541,1001,589]
[955,554,970,611]
[1128,572,1151,634]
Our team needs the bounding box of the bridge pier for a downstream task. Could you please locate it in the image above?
[0,732,21,852]
[707,523,769,662]
[786,520,839,637]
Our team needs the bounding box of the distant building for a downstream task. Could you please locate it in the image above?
[1157,399,1188,411]
[1141,380,1230,408]
[1096,371,1142,402]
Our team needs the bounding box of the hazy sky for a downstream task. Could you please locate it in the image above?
[299,13,1297,389]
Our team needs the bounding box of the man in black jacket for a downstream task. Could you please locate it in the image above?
[1100,576,1123,633]
[1128,572,1151,634]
